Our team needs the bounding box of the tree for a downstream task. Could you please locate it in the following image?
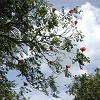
[0,69,29,100]
[0,70,16,99]
[68,68,100,100]
[0,0,90,98]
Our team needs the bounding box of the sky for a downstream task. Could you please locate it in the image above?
[77,2,100,72]
[48,0,100,72]
[7,0,100,100]
[49,0,100,9]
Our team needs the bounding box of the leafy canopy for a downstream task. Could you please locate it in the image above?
[69,68,100,100]
[0,0,90,98]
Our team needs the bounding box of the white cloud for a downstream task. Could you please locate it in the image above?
[78,2,100,70]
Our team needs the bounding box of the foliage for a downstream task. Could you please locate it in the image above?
[0,70,15,99]
[0,0,90,98]
[0,69,29,100]
[68,68,100,100]
[73,49,90,69]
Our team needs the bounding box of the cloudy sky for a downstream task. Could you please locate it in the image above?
[27,1,100,100]
[49,0,100,9]
[8,0,100,100]
[48,0,100,72]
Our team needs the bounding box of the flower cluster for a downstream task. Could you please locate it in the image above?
[80,47,86,52]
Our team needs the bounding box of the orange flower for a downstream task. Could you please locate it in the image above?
[80,47,86,52]
[66,64,71,69]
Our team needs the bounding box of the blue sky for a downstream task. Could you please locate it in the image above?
[49,0,100,9]
[7,1,100,100]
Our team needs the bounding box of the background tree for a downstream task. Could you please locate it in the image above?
[68,68,100,100]
[0,69,16,99]
[0,70,29,100]
[0,0,90,98]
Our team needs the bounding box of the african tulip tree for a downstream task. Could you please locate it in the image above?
[0,0,90,98]
[68,68,100,100]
